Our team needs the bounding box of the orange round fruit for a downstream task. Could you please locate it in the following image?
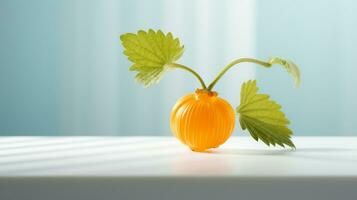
[170,89,235,152]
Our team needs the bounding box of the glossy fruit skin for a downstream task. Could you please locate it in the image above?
[170,89,235,152]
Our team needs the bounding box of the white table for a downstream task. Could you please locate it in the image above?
[0,136,356,200]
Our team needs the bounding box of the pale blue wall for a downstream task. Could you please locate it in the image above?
[256,0,357,135]
[0,0,61,134]
[1,0,356,136]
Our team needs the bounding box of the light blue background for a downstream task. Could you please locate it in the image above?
[1,0,356,136]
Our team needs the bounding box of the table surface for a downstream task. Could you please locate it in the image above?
[1,136,356,177]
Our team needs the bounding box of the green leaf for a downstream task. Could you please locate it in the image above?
[237,80,295,148]
[120,29,184,87]
[268,57,301,87]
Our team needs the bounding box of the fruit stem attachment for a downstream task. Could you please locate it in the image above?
[207,58,272,91]
[166,63,207,89]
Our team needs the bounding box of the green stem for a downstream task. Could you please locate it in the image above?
[207,58,272,91]
[166,63,207,89]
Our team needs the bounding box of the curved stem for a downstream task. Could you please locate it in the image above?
[166,63,207,89]
[207,58,272,91]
